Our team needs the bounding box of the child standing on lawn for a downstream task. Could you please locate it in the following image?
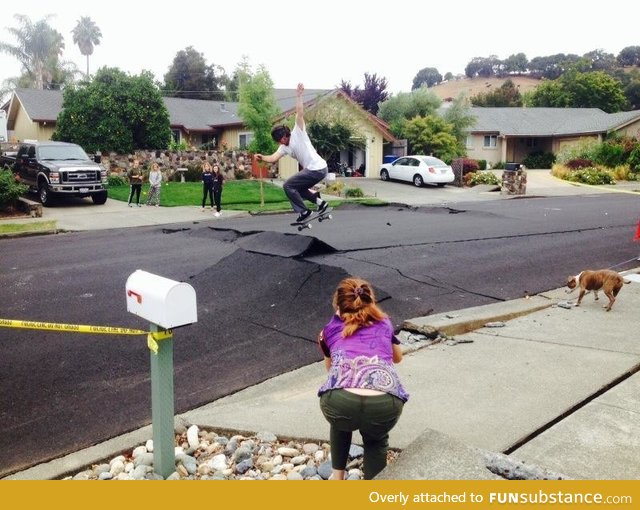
[211,163,224,216]
[146,162,162,207]
[201,161,214,211]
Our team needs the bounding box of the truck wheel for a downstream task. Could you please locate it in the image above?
[39,184,54,207]
[92,191,108,205]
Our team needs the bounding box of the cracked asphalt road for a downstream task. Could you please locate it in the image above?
[1,196,638,476]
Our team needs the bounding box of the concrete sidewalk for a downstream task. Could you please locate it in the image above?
[8,270,639,480]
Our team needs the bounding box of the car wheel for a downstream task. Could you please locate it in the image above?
[437,183,446,187]
[413,174,424,187]
[92,191,108,205]
[380,169,389,181]
[39,183,54,207]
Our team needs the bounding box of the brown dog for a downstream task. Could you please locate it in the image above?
[566,269,625,311]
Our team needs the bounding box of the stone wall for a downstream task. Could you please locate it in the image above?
[100,149,278,181]
[501,169,527,195]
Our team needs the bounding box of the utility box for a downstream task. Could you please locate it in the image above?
[126,270,197,329]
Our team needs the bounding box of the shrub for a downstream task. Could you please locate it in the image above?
[477,159,487,170]
[593,142,626,167]
[551,164,571,179]
[324,181,345,196]
[565,167,615,185]
[523,151,556,169]
[0,169,28,209]
[565,158,594,169]
[555,139,599,165]
[609,164,632,181]
[461,158,479,173]
[628,145,640,172]
[344,186,364,198]
[107,174,128,186]
[234,167,252,180]
[492,161,505,169]
[465,171,500,186]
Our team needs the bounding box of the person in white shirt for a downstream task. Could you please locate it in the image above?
[255,83,329,223]
[145,162,162,207]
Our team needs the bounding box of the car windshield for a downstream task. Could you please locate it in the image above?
[38,145,89,161]
[417,156,447,166]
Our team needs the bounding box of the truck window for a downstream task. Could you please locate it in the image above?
[39,145,89,161]
[27,146,36,158]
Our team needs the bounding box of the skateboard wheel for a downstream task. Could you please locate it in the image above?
[297,226,303,231]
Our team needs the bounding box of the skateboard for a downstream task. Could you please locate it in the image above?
[290,207,333,231]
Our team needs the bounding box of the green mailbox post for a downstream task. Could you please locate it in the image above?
[126,270,197,479]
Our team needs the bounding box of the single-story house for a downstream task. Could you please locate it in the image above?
[464,107,640,165]
[2,88,398,178]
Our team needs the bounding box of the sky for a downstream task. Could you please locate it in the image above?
[1,0,639,97]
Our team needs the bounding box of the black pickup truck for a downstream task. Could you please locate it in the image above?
[1,141,108,206]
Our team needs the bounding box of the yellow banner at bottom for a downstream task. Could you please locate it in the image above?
[2,480,638,509]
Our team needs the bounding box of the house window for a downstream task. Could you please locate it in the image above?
[465,135,474,149]
[483,135,497,148]
[239,132,253,149]
[171,129,181,143]
[525,137,538,148]
[201,133,216,148]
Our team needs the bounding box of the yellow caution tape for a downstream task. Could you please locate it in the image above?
[0,318,147,336]
[147,330,173,355]
[1,318,174,354]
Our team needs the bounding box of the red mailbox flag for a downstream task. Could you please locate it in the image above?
[634,220,640,241]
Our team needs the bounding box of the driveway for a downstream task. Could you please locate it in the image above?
[339,169,638,206]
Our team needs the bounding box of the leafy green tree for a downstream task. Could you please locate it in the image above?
[617,46,640,67]
[465,56,500,78]
[471,79,523,107]
[72,16,102,78]
[308,122,352,163]
[305,95,364,163]
[527,70,628,112]
[583,49,616,72]
[404,115,460,162]
[223,56,252,101]
[0,14,73,90]
[444,72,454,81]
[528,53,580,79]
[377,88,441,138]
[339,73,389,114]
[502,53,528,75]
[624,79,640,110]
[412,67,442,89]
[162,46,226,100]
[53,67,171,153]
[237,66,280,155]
[524,79,568,107]
[440,96,476,148]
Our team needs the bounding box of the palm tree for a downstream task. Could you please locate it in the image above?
[0,14,65,89]
[72,16,102,78]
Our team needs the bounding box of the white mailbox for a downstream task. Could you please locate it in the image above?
[126,270,197,329]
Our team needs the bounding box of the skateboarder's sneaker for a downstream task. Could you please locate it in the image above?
[296,210,312,223]
[317,201,329,215]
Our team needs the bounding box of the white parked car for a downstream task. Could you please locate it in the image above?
[379,155,455,187]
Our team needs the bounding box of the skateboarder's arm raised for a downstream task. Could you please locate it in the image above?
[295,82,305,131]
[255,83,305,164]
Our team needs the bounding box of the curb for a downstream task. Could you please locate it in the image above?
[402,295,555,337]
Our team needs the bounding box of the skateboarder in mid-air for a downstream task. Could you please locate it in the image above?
[254,83,329,223]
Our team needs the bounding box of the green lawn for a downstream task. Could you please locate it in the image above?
[107,180,293,211]
[0,220,57,235]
